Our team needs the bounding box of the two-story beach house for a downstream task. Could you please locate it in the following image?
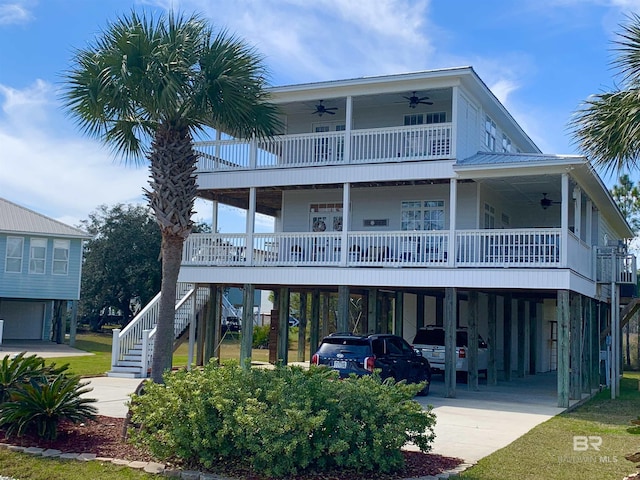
[109,67,636,407]
[0,197,90,342]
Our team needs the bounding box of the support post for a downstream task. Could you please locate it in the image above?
[337,285,350,332]
[589,299,599,391]
[487,293,497,385]
[278,287,290,364]
[368,289,378,334]
[529,301,538,375]
[394,291,404,338]
[111,329,120,369]
[187,287,197,371]
[240,284,255,369]
[504,293,512,382]
[468,290,479,390]
[416,294,425,329]
[298,292,308,362]
[557,290,570,408]
[69,300,78,347]
[570,293,582,400]
[310,290,321,354]
[444,287,457,398]
[212,286,223,363]
[517,299,526,378]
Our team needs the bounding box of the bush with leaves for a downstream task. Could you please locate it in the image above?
[129,362,436,477]
[0,353,97,440]
[251,325,270,348]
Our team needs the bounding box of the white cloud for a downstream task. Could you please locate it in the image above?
[0,81,148,226]
[0,1,33,25]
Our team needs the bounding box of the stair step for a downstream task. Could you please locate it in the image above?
[124,354,142,361]
[106,371,141,379]
[117,360,144,367]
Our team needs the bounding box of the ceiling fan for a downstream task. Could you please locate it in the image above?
[404,91,433,108]
[540,193,560,210]
[312,100,337,116]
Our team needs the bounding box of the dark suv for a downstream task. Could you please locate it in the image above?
[311,333,432,395]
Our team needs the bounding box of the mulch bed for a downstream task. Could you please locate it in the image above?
[0,415,464,479]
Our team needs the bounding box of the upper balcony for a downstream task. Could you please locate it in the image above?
[195,123,453,173]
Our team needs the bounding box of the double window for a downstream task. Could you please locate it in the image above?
[401,200,445,231]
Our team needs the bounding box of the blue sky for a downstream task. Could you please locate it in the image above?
[0,0,638,231]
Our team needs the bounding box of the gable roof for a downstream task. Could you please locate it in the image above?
[0,197,91,239]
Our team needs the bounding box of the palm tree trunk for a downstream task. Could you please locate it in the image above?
[151,234,184,383]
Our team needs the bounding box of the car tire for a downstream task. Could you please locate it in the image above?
[417,382,430,396]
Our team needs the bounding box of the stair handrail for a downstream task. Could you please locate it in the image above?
[142,287,197,373]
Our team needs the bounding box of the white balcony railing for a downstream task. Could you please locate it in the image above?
[182,228,563,269]
[195,124,453,172]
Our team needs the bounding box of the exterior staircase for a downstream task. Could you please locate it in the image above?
[107,283,219,378]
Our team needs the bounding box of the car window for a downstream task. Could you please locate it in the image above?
[317,338,370,356]
[413,329,444,345]
[371,338,385,356]
[385,338,403,355]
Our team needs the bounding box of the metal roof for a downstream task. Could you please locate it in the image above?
[0,197,91,239]
[456,152,586,168]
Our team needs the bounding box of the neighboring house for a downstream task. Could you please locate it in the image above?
[111,67,636,407]
[0,197,90,341]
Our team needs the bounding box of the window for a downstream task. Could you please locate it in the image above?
[502,134,512,153]
[485,116,496,151]
[484,203,495,229]
[501,213,510,226]
[404,114,424,126]
[310,203,343,232]
[404,112,446,126]
[5,237,23,273]
[425,112,446,124]
[52,239,70,275]
[29,238,47,274]
[401,200,445,231]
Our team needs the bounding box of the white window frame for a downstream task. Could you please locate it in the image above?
[484,203,496,229]
[485,116,496,151]
[401,200,445,231]
[5,236,24,273]
[29,238,47,274]
[52,239,70,275]
[502,134,512,153]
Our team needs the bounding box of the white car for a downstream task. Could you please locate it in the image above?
[412,327,488,380]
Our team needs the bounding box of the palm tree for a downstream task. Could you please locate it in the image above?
[572,13,640,174]
[63,10,281,382]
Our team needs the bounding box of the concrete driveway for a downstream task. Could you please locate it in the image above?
[413,373,567,463]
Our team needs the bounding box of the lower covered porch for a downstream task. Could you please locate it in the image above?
[192,283,608,408]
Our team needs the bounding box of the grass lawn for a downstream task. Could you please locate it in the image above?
[461,372,640,480]
[54,329,304,377]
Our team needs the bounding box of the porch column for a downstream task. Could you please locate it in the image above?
[309,290,321,354]
[529,301,538,375]
[487,293,498,385]
[249,135,257,169]
[517,299,526,378]
[277,287,290,364]
[337,285,350,332]
[211,200,219,234]
[297,292,308,362]
[573,187,582,240]
[240,284,255,369]
[69,300,78,347]
[344,96,352,163]
[444,288,457,397]
[561,173,569,267]
[557,290,570,408]
[196,291,207,366]
[448,179,457,267]
[468,290,479,390]
[368,289,378,334]
[341,183,351,266]
[582,297,591,395]
[451,85,458,158]
[394,291,404,338]
[246,187,256,265]
[503,293,512,382]
[569,293,581,400]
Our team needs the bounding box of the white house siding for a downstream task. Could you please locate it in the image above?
[455,91,481,161]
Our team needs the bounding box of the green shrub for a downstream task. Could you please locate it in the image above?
[252,325,270,349]
[130,362,436,477]
[0,352,68,404]
[0,354,97,440]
